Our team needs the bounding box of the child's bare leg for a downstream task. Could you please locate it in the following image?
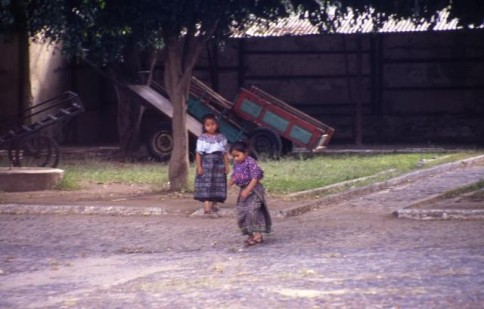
[244,232,263,246]
[204,201,213,213]
[244,234,254,246]
[252,232,263,243]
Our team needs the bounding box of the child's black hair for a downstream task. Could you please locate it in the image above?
[230,140,258,160]
[201,113,220,133]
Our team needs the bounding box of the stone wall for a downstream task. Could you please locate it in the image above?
[0,37,21,119]
[188,30,484,145]
[2,29,483,147]
[0,37,72,143]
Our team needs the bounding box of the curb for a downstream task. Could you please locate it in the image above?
[0,204,169,216]
[392,181,484,220]
[393,209,484,220]
[275,154,484,218]
[286,169,396,199]
[0,167,64,192]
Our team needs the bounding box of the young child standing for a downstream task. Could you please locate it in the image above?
[229,141,272,246]
[194,114,229,216]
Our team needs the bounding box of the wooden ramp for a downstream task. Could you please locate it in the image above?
[128,85,202,136]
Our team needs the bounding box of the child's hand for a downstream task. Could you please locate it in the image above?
[197,166,203,176]
[225,166,230,174]
[240,188,251,199]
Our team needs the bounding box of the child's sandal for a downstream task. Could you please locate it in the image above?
[244,235,263,246]
[244,235,254,247]
[252,235,263,245]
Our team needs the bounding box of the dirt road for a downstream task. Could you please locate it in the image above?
[0,158,483,308]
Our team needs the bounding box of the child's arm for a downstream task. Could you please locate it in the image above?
[241,178,259,199]
[195,152,203,176]
[224,152,230,174]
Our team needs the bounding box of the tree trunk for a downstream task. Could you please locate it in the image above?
[168,84,190,191]
[163,35,206,191]
[114,86,145,158]
[164,40,190,191]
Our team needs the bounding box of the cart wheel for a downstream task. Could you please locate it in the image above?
[147,126,173,161]
[7,141,20,166]
[15,134,60,168]
[249,128,282,159]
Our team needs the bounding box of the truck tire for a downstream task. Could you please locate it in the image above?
[147,125,173,161]
[249,128,282,159]
[281,137,293,154]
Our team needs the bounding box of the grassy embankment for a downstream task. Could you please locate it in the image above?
[56,151,482,195]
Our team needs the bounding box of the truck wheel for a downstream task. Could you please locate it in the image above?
[147,126,173,161]
[249,128,282,159]
[281,137,293,154]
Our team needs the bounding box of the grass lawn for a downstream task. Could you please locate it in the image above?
[55,151,483,194]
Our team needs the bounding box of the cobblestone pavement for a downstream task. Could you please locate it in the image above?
[0,162,483,308]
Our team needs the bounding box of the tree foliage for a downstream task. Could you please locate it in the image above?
[2,0,482,61]
[335,1,484,30]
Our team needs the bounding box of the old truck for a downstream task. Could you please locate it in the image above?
[130,77,334,160]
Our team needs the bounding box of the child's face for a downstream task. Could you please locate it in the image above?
[231,150,247,163]
[203,118,218,134]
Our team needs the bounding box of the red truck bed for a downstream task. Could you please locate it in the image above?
[233,87,334,151]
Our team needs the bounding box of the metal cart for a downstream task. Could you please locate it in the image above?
[0,91,84,168]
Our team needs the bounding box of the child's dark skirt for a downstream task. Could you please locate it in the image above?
[194,152,227,202]
[236,183,272,235]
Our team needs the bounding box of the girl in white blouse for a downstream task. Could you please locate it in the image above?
[194,114,229,216]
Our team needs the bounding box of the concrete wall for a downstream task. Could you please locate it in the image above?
[0,37,21,119]
[0,37,73,143]
[2,29,483,148]
[68,65,118,145]
[29,41,72,141]
[188,29,484,145]
[0,38,117,146]
[29,41,70,104]
[0,39,70,115]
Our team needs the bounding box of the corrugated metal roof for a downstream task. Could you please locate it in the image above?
[235,11,464,38]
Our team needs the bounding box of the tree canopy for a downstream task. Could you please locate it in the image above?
[2,1,482,62]
[343,0,484,30]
